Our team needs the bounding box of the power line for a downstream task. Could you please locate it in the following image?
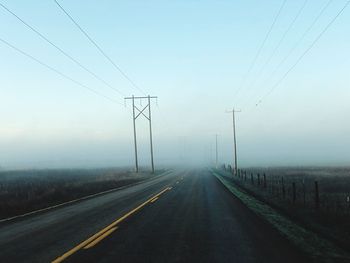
[255,0,350,106]
[0,37,122,105]
[233,0,287,101]
[242,0,308,105]
[245,0,333,108]
[260,0,308,76]
[245,1,334,109]
[53,0,147,96]
[0,2,125,97]
[262,0,333,88]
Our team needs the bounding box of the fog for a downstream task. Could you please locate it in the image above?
[1,101,349,169]
[0,0,349,170]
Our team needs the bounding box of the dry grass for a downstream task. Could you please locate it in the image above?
[222,166,350,251]
[0,168,157,219]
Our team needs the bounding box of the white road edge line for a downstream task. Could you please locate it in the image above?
[0,169,173,224]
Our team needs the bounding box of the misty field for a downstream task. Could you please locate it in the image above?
[0,168,158,220]
[222,166,350,250]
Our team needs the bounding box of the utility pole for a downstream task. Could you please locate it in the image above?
[132,96,138,173]
[215,134,218,168]
[227,108,241,176]
[148,95,154,173]
[125,95,157,174]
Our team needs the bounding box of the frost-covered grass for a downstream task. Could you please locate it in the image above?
[0,168,167,219]
[213,170,350,263]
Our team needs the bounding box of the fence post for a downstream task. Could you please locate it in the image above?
[263,173,267,188]
[251,173,254,185]
[257,173,261,186]
[315,181,320,210]
[292,182,296,204]
[244,171,247,181]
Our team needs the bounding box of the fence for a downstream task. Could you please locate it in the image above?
[221,165,350,215]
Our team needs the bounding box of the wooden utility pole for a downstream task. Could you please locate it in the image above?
[125,95,157,173]
[227,108,241,176]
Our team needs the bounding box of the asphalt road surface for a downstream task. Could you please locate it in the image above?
[0,169,307,263]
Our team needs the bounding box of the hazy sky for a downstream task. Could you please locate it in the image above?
[0,0,349,169]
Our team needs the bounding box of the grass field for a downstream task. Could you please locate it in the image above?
[0,168,159,220]
[222,166,350,251]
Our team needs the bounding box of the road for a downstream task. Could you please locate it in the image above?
[0,169,307,263]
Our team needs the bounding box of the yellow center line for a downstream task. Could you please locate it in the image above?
[52,186,170,263]
[150,197,159,203]
[83,227,118,249]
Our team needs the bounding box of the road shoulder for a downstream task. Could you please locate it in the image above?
[0,169,173,225]
[212,170,350,263]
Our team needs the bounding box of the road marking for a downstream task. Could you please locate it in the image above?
[150,197,159,203]
[0,170,174,224]
[52,187,170,263]
[83,227,118,249]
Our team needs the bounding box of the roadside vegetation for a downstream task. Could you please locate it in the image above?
[213,170,350,263]
[220,166,350,254]
[0,168,162,220]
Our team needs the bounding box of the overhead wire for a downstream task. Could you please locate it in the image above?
[255,0,350,107]
[53,0,147,96]
[245,0,334,108]
[0,2,126,97]
[52,1,171,134]
[271,0,334,81]
[240,0,308,106]
[233,0,287,102]
[0,37,123,105]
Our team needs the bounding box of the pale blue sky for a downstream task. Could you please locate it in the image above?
[0,0,349,169]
